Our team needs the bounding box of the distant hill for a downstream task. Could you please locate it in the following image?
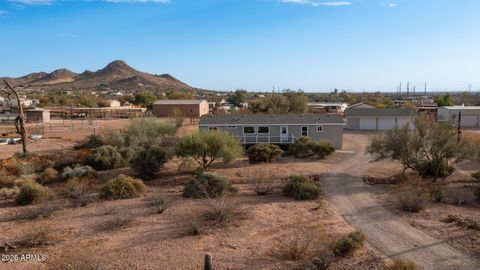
[1,60,193,92]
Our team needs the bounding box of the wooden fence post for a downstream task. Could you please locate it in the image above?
[204,252,212,270]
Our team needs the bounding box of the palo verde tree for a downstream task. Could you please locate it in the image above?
[368,115,467,180]
[3,80,28,154]
[176,130,243,169]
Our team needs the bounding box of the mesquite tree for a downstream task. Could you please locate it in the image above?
[3,80,28,153]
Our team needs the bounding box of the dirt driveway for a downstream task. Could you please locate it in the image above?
[323,132,480,270]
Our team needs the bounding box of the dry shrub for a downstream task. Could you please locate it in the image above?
[37,167,59,184]
[17,221,55,248]
[331,230,365,257]
[149,193,170,214]
[182,196,248,236]
[15,181,56,205]
[99,209,134,231]
[384,259,419,270]
[392,177,430,212]
[65,177,94,206]
[178,157,197,172]
[271,225,334,269]
[183,172,237,199]
[47,244,110,270]
[442,214,480,231]
[100,175,146,200]
[0,186,20,200]
[0,169,18,188]
[246,168,282,195]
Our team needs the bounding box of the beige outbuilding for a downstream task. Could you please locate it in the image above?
[152,100,209,118]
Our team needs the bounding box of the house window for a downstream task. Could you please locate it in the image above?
[244,126,256,134]
[226,126,237,129]
[316,126,324,133]
[301,126,308,137]
[258,126,269,134]
[209,127,218,131]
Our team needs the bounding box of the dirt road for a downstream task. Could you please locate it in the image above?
[323,132,480,270]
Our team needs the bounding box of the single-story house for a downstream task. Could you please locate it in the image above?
[308,102,349,113]
[152,99,209,118]
[199,114,345,149]
[437,106,480,127]
[346,108,417,130]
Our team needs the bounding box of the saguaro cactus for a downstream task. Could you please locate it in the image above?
[3,80,28,153]
[204,252,213,270]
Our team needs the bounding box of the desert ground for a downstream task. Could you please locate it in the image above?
[0,123,479,270]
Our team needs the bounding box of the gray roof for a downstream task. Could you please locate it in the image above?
[347,108,417,117]
[347,103,375,110]
[442,106,480,110]
[199,114,345,125]
[153,99,206,105]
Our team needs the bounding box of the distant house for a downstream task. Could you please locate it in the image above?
[438,106,480,127]
[152,99,209,118]
[346,108,417,130]
[108,100,121,108]
[199,114,345,149]
[308,102,349,113]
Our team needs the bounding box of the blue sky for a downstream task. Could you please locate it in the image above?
[0,0,479,92]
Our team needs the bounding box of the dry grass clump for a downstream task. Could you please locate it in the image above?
[37,167,59,184]
[100,175,146,200]
[47,244,110,270]
[16,221,55,248]
[384,259,420,270]
[5,201,65,222]
[0,186,20,200]
[442,214,480,231]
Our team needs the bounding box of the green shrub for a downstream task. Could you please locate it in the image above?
[283,175,321,200]
[384,259,419,270]
[75,134,104,150]
[13,152,39,161]
[15,181,56,205]
[247,144,283,163]
[183,172,237,198]
[331,231,365,257]
[37,167,59,184]
[289,137,335,159]
[100,175,146,200]
[130,146,168,180]
[61,165,96,180]
[416,160,455,179]
[85,146,127,171]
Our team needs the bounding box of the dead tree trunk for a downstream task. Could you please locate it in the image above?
[3,80,28,153]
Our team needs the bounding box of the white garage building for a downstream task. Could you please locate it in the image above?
[437,106,480,127]
[346,108,417,130]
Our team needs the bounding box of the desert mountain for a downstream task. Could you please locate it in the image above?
[1,60,192,91]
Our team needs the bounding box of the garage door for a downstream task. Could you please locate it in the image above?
[378,118,396,130]
[461,115,478,127]
[397,118,414,129]
[359,118,376,130]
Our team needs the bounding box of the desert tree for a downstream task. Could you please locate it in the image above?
[177,130,243,169]
[3,80,28,154]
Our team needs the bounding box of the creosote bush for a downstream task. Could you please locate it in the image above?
[75,134,104,150]
[247,144,284,163]
[15,181,56,205]
[101,175,146,200]
[331,230,365,257]
[85,145,127,171]
[289,137,335,159]
[283,175,321,200]
[183,172,237,199]
[130,145,168,180]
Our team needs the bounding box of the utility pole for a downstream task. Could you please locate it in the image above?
[407,82,410,98]
[424,81,427,96]
[399,81,402,97]
[457,111,462,142]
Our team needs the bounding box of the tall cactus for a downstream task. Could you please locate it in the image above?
[204,252,213,270]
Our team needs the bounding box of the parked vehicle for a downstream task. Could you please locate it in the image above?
[0,138,11,145]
